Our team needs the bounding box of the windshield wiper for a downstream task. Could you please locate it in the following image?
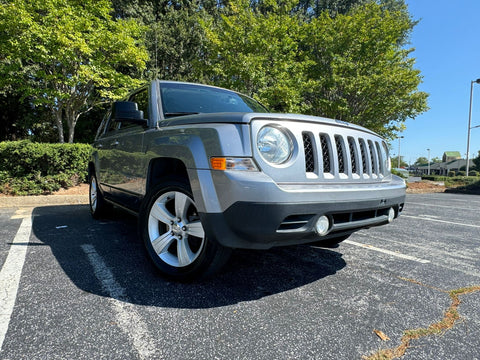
[164,112,200,117]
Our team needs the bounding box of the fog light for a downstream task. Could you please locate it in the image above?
[315,216,330,236]
[388,208,395,223]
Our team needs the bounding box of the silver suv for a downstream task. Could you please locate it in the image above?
[89,80,406,281]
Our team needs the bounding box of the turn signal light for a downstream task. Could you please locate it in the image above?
[210,157,258,171]
[210,157,227,170]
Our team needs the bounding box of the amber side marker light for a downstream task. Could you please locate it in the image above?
[210,157,227,170]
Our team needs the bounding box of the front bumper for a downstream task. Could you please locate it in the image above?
[196,170,406,249]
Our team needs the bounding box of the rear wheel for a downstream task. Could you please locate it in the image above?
[89,173,108,219]
[140,180,231,281]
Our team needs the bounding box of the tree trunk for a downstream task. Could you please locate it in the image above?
[66,108,78,143]
[54,109,65,143]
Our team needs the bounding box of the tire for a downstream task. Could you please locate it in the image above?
[139,179,231,281]
[312,234,350,248]
[89,172,108,219]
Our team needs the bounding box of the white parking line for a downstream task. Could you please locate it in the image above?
[344,239,430,264]
[81,244,158,360]
[407,202,477,210]
[402,214,480,228]
[0,208,33,351]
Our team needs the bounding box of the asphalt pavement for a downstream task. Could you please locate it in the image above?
[0,193,479,359]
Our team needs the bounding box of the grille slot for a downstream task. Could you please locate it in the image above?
[303,132,315,173]
[359,139,368,174]
[335,135,346,174]
[347,137,358,174]
[319,134,331,173]
[368,140,378,175]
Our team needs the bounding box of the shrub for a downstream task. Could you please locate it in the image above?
[421,175,447,181]
[448,171,456,177]
[469,170,479,177]
[391,168,408,179]
[457,171,466,177]
[0,141,92,195]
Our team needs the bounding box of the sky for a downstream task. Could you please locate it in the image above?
[399,0,480,164]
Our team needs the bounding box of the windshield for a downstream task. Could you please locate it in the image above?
[160,82,268,118]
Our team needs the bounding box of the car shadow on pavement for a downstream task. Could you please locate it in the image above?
[31,205,346,309]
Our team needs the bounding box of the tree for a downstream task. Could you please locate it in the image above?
[413,157,428,166]
[111,0,222,82]
[0,0,148,143]
[473,150,480,171]
[201,1,428,138]
[302,3,427,138]
[201,0,310,112]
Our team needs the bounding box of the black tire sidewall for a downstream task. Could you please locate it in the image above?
[89,173,104,219]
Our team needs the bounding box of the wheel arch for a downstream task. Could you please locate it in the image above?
[146,157,190,194]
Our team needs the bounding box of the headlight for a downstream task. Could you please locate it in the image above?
[257,126,293,164]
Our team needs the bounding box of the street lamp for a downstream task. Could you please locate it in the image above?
[466,78,480,176]
[427,148,431,175]
[397,136,404,168]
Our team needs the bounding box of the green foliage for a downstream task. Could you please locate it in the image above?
[421,175,447,181]
[0,141,92,195]
[444,176,480,189]
[448,171,456,177]
[445,179,480,195]
[414,157,429,166]
[473,150,480,171]
[302,3,428,138]
[0,0,148,143]
[391,168,408,179]
[0,0,426,143]
[201,0,310,112]
[200,1,428,138]
[111,0,220,82]
[469,170,479,177]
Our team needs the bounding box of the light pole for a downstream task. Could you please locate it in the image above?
[466,78,480,176]
[427,148,431,175]
[397,136,404,168]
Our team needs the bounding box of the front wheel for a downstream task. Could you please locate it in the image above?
[89,173,108,219]
[139,180,231,281]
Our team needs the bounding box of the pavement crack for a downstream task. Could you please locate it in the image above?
[363,282,480,360]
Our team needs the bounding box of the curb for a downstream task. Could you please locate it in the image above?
[0,195,89,208]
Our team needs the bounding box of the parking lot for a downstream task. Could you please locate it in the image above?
[0,192,479,359]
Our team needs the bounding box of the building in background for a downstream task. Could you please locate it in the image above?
[415,152,473,175]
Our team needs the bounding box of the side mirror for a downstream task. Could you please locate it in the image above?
[112,101,147,125]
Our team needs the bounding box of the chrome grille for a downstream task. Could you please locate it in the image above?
[302,133,388,179]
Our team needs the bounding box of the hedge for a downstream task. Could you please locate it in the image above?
[0,141,92,195]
